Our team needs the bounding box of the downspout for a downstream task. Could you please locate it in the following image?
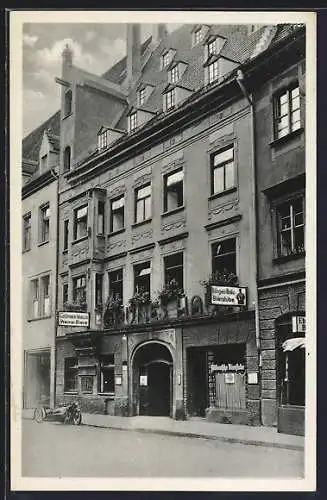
[236,70,262,425]
[50,167,60,408]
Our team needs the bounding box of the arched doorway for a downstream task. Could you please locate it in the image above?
[131,342,173,417]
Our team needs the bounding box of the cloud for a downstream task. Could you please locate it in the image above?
[85,30,96,42]
[23,34,38,47]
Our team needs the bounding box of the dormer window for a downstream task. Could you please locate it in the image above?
[98,130,108,150]
[97,126,125,151]
[165,88,176,110]
[194,28,202,45]
[162,51,170,68]
[208,39,217,56]
[170,64,180,84]
[205,36,226,58]
[208,60,219,84]
[129,112,138,132]
[138,88,146,106]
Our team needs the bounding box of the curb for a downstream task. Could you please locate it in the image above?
[80,422,304,451]
[22,416,304,451]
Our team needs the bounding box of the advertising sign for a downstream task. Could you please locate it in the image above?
[58,311,90,327]
[211,286,247,307]
[292,315,306,333]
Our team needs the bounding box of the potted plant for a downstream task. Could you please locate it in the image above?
[103,294,123,327]
[158,279,185,319]
[129,288,151,323]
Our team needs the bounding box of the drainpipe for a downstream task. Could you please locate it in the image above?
[236,70,262,425]
[50,167,60,408]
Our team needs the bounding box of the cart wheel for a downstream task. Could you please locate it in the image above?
[34,407,45,423]
[72,411,82,425]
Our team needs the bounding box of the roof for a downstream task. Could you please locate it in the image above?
[22,23,303,166]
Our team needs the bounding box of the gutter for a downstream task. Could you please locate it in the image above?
[236,71,262,424]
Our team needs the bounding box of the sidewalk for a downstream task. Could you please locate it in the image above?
[22,409,304,451]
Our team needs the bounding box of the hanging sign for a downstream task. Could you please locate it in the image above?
[210,363,245,373]
[292,316,306,333]
[211,286,247,307]
[140,375,148,386]
[58,311,89,327]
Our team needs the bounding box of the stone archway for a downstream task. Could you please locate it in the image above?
[131,341,173,417]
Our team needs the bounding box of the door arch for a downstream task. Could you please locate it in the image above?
[131,341,173,417]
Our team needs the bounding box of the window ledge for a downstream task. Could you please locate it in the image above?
[108,228,126,237]
[273,252,305,264]
[208,187,237,201]
[62,112,73,121]
[71,235,88,245]
[22,248,31,254]
[132,218,152,229]
[269,127,304,148]
[64,391,78,395]
[96,233,106,239]
[97,393,115,398]
[161,205,185,218]
[38,240,49,247]
[27,315,52,322]
[62,249,68,254]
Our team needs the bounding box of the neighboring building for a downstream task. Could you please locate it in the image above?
[22,130,59,409]
[251,25,306,435]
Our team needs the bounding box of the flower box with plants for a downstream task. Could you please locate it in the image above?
[63,301,88,312]
[103,294,124,327]
[158,278,185,306]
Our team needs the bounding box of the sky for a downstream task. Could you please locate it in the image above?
[22,23,181,138]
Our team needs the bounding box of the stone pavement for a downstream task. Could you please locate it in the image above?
[22,409,304,451]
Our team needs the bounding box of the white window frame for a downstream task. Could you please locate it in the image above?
[170,64,179,84]
[138,88,146,106]
[208,60,219,84]
[165,88,176,110]
[274,85,301,140]
[129,112,138,132]
[39,204,50,243]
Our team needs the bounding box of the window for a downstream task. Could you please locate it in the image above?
[81,376,93,394]
[63,220,69,252]
[207,39,217,56]
[170,64,179,84]
[64,146,71,171]
[98,130,108,150]
[193,28,202,46]
[72,275,87,305]
[208,60,219,84]
[95,273,103,307]
[99,355,115,394]
[40,154,47,172]
[40,204,50,243]
[135,184,151,223]
[274,85,301,139]
[41,275,51,316]
[30,274,51,319]
[64,90,72,117]
[134,261,151,295]
[74,205,88,240]
[212,238,236,276]
[211,145,235,195]
[129,112,137,132]
[31,279,39,319]
[164,252,184,289]
[165,88,176,110]
[109,269,123,302]
[164,169,184,212]
[97,201,105,235]
[64,357,78,392]
[63,283,69,305]
[23,213,31,252]
[162,51,170,68]
[277,197,305,257]
[138,88,146,106]
[110,195,125,232]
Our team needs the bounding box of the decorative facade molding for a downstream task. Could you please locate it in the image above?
[161,217,186,233]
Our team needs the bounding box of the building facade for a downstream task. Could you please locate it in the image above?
[21,22,306,430]
[22,130,59,409]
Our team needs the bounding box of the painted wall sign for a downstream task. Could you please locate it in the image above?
[58,311,89,327]
[211,286,247,307]
[225,373,235,384]
[210,363,245,373]
[140,375,148,386]
[292,315,306,333]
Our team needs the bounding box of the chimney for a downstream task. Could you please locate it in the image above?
[62,44,73,77]
[152,24,167,44]
[126,24,141,84]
